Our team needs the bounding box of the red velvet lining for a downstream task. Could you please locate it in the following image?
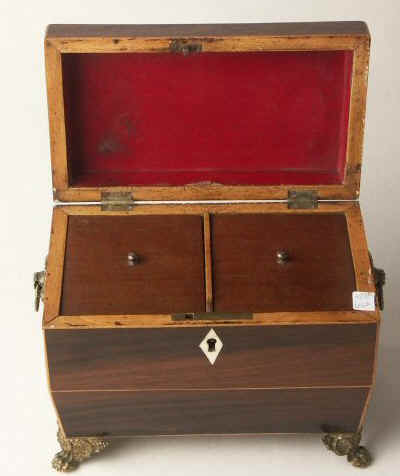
[62,51,353,187]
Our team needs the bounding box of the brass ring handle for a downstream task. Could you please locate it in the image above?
[369,251,386,310]
[276,250,290,264]
[127,252,140,266]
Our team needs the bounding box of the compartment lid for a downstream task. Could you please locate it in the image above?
[45,22,370,202]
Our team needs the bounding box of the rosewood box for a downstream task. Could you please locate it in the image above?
[36,22,385,471]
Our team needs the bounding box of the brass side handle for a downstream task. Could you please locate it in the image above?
[33,270,46,312]
[369,252,386,310]
[374,267,386,310]
[369,252,386,311]
[34,257,47,312]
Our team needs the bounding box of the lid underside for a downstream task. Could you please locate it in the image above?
[45,23,370,201]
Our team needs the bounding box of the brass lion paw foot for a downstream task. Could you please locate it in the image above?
[52,424,109,472]
[52,450,79,472]
[322,432,372,468]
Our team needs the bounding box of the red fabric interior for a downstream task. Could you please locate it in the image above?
[62,51,353,187]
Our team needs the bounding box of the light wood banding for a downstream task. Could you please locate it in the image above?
[203,213,213,312]
[43,208,68,324]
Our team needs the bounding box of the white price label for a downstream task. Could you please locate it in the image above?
[352,291,376,311]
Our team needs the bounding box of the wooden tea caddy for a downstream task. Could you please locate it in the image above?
[36,22,386,471]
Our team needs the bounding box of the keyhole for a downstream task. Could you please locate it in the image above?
[207,338,217,352]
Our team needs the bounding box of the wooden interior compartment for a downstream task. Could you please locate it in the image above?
[211,213,356,312]
[61,214,205,315]
[44,202,375,327]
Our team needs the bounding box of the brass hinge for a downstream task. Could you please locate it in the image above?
[288,190,318,209]
[169,39,202,56]
[101,192,134,211]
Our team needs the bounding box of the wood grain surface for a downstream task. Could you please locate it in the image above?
[46,22,369,39]
[46,324,376,391]
[53,387,369,437]
[43,208,68,323]
[203,213,213,312]
[43,203,379,329]
[212,213,355,312]
[61,215,205,315]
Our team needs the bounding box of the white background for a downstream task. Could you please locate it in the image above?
[0,1,399,475]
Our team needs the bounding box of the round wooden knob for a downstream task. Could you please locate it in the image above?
[127,252,140,266]
[276,250,289,264]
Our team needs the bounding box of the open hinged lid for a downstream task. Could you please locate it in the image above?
[45,22,370,203]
